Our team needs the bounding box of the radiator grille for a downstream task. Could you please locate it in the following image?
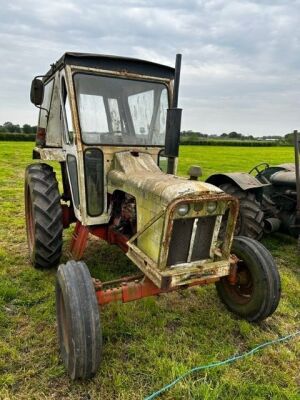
[191,216,217,261]
[167,216,216,266]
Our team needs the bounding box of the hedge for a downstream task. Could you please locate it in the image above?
[180,139,291,147]
[0,133,35,141]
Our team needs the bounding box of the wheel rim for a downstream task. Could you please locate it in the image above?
[224,260,254,305]
[25,187,35,254]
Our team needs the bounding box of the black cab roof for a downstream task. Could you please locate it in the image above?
[46,52,175,80]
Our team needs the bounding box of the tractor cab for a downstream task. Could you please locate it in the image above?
[30,53,179,225]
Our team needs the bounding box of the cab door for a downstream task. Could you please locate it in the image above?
[59,70,82,222]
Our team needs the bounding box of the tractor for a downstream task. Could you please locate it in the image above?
[26,52,281,379]
[207,131,300,242]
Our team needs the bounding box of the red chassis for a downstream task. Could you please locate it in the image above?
[67,219,238,307]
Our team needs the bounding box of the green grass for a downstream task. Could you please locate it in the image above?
[0,142,299,400]
[177,145,295,178]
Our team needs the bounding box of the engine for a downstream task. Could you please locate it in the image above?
[110,191,137,238]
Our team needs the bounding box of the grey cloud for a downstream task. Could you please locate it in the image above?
[0,0,300,134]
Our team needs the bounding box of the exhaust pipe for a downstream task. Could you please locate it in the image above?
[166,54,182,174]
[264,218,281,234]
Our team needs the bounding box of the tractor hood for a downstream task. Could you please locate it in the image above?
[107,151,222,205]
[107,151,226,265]
[270,170,296,187]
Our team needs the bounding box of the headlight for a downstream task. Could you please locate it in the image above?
[207,201,217,213]
[177,204,190,216]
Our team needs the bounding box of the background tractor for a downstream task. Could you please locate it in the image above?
[26,52,281,379]
[207,131,300,241]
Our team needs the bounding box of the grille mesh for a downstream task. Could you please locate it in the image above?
[167,218,194,266]
[167,216,216,266]
[191,216,216,261]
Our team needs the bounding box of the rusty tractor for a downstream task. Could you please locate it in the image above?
[207,131,300,242]
[26,52,281,379]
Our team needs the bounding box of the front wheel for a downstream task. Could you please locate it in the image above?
[216,236,281,322]
[56,260,102,379]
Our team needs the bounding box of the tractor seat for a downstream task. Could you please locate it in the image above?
[269,171,296,187]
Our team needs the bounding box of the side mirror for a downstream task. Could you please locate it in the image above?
[164,108,182,158]
[30,78,44,106]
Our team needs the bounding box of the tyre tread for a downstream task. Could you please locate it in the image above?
[25,163,63,268]
[56,261,102,379]
[220,183,264,240]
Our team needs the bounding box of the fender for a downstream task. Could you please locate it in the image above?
[206,172,269,192]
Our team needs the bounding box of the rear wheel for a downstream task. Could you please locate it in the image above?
[220,183,264,240]
[216,236,281,322]
[56,260,102,380]
[25,163,63,268]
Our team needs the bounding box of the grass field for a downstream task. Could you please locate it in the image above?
[0,142,299,400]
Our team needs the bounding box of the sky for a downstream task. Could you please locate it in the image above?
[0,0,300,136]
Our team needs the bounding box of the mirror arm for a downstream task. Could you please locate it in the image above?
[35,105,49,120]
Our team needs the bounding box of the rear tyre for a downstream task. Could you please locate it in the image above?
[56,260,102,380]
[220,183,264,240]
[25,163,63,268]
[216,236,281,322]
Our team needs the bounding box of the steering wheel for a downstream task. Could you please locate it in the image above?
[249,162,269,176]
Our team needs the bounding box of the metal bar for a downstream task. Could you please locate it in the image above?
[93,273,145,289]
[96,277,160,305]
[167,157,175,175]
[70,221,89,260]
[209,215,222,258]
[187,218,198,262]
[95,275,220,306]
[128,209,165,245]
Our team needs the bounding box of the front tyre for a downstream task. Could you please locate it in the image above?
[56,260,102,379]
[216,236,281,322]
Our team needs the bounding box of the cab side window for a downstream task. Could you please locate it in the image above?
[61,77,74,144]
[39,79,54,129]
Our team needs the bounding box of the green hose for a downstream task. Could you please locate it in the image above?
[144,330,300,400]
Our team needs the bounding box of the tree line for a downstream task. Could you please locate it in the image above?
[0,123,296,145]
[181,130,294,144]
[0,122,37,134]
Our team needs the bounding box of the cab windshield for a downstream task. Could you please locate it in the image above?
[74,73,169,145]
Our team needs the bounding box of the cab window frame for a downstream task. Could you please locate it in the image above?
[72,71,170,147]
